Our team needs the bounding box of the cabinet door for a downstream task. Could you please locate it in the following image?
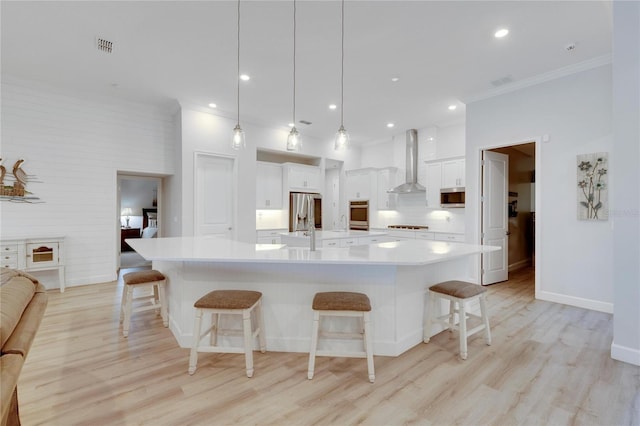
[377,169,397,210]
[441,159,465,187]
[256,162,283,209]
[425,162,442,208]
[346,171,371,200]
[286,164,321,191]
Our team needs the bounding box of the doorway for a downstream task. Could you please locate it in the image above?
[481,142,536,286]
[117,174,162,272]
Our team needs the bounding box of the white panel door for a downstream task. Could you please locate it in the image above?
[482,151,509,284]
[195,153,234,238]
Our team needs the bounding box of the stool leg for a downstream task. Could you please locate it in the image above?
[363,312,375,383]
[480,293,492,346]
[119,283,127,323]
[122,286,134,337]
[423,291,435,343]
[157,283,168,327]
[209,313,219,346]
[307,310,320,380]
[242,308,254,378]
[448,300,456,332]
[188,309,203,375]
[153,285,160,316]
[257,299,267,353]
[458,299,468,360]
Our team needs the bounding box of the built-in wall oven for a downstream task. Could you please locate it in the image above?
[349,200,369,230]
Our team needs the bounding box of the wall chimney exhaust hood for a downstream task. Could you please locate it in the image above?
[388,129,426,194]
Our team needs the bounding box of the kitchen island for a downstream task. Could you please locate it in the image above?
[128,237,498,356]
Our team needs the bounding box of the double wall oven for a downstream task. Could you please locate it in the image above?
[349,200,369,230]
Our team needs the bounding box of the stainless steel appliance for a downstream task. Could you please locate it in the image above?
[349,200,369,230]
[289,192,322,232]
[440,187,466,208]
[388,129,426,194]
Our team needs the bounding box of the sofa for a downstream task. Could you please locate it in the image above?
[1,268,48,426]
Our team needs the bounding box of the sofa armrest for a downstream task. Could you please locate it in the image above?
[1,353,24,426]
[1,293,48,356]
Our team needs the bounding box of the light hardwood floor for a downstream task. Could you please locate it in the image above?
[18,267,640,425]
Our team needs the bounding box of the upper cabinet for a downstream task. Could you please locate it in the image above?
[441,158,465,188]
[283,163,321,192]
[346,168,377,201]
[256,162,283,209]
[377,167,398,210]
[425,162,442,209]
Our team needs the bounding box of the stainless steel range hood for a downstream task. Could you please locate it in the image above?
[388,129,426,194]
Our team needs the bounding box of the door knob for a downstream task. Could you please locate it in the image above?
[506,231,511,236]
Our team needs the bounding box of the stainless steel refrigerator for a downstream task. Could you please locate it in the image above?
[289,192,322,232]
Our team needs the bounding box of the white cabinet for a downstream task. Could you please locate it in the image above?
[377,167,397,210]
[441,158,465,188]
[1,236,65,292]
[345,168,376,201]
[256,229,286,244]
[415,232,435,240]
[322,239,340,248]
[425,162,442,209]
[256,162,283,209]
[283,163,321,192]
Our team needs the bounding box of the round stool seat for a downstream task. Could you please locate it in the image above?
[429,280,486,299]
[123,270,166,285]
[312,291,371,312]
[194,290,262,310]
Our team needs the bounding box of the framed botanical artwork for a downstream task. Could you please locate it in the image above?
[577,152,608,221]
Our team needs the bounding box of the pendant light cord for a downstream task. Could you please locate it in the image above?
[292,0,297,126]
[340,0,344,127]
[236,0,241,126]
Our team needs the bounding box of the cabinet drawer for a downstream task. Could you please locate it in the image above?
[1,244,18,253]
[415,232,435,240]
[340,238,358,248]
[257,237,281,244]
[1,252,18,269]
[434,233,465,242]
[322,239,340,248]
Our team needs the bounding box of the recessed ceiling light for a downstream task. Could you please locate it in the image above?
[494,28,509,38]
[208,103,217,108]
[329,104,337,110]
[448,105,457,111]
[240,74,250,81]
[387,123,395,128]
[391,77,400,82]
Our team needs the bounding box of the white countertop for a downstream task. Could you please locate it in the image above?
[280,230,387,240]
[128,236,498,266]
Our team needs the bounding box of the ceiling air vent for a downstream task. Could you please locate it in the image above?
[491,75,514,87]
[299,120,312,126]
[96,37,114,54]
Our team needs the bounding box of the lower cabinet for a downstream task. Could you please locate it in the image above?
[256,229,287,244]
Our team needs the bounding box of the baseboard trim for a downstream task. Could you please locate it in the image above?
[508,258,532,272]
[536,290,613,313]
[611,342,640,366]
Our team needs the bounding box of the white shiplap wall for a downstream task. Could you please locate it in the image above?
[0,78,176,289]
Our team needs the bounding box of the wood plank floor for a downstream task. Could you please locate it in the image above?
[17,267,640,425]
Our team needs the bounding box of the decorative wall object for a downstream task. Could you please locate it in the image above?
[0,157,42,203]
[577,152,608,221]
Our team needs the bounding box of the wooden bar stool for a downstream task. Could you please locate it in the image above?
[307,291,375,383]
[120,270,168,337]
[188,290,266,378]
[423,280,491,360]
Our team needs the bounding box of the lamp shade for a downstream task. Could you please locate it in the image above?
[121,207,133,217]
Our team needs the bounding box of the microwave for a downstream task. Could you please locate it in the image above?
[440,187,465,208]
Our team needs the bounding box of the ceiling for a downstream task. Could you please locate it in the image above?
[1,1,612,146]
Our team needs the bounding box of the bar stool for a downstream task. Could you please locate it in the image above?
[120,270,168,337]
[307,291,375,383]
[188,290,266,378]
[423,280,492,360]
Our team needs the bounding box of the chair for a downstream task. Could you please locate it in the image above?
[423,280,491,360]
[120,270,168,337]
[307,291,375,383]
[188,290,266,378]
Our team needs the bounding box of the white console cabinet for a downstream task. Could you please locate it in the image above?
[1,236,66,292]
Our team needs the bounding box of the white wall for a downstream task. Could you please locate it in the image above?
[466,65,613,312]
[611,1,640,366]
[0,77,176,288]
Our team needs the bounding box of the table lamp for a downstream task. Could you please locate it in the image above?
[121,208,133,228]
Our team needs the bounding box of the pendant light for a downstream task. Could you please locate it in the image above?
[286,0,301,151]
[334,0,350,150]
[231,0,245,150]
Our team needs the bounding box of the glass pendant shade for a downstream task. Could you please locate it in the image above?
[286,126,301,151]
[334,125,349,150]
[232,124,245,150]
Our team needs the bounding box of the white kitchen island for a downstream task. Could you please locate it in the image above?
[128,237,498,357]
[280,229,388,248]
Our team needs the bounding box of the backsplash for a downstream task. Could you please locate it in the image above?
[372,193,465,233]
[256,210,288,230]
